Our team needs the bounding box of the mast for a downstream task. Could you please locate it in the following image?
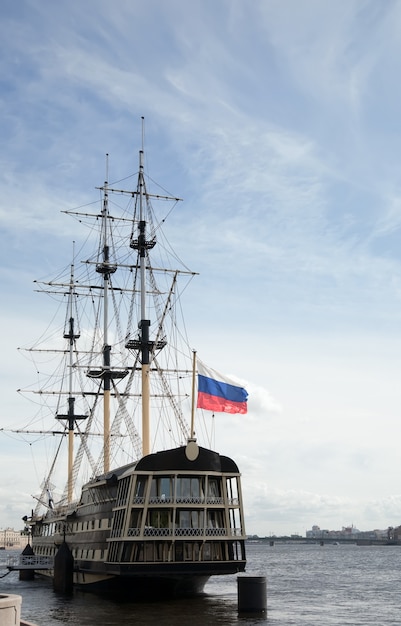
[87,157,128,474]
[138,148,151,456]
[91,123,184,458]
[96,160,116,474]
[56,252,86,503]
[127,138,171,455]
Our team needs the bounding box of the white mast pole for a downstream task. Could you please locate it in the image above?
[67,254,75,502]
[57,242,86,502]
[139,128,151,456]
[99,154,112,474]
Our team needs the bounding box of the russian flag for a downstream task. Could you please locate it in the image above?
[197,362,248,414]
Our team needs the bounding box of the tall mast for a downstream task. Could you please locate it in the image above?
[138,147,151,456]
[127,133,164,456]
[95,156,116,473]
[125,121,183,455]
[87,155,128,474]
[56,250,86,503]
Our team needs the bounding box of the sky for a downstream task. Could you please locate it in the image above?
[2,0,401,537]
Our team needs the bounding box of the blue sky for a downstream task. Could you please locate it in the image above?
[2,0,401,536]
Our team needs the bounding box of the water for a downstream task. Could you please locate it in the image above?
[1,542,399,625]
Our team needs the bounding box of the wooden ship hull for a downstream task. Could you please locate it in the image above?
[29,445,246,596]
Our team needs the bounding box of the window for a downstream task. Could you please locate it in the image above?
[132,543,144,562]
[135,476,147,498]
[176,510,204,530]
[147,509,170,529]
[207,478,221,500]
[121,543,132,562]
[226,476,239,504]
[207,510,224,529]
[176,477,204,502]
[203,543,211,560]
[129,509,142,531]
[116,477,131,507]
[150,476,173,501]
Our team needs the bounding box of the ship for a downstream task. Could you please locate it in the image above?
[17,125,247,597]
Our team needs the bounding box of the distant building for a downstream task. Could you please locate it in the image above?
[306,523,397,542]
[0,528,25,549]
[306,524,361,540]
[393,525,401,541]
[306,525,328,539]
[340,525,360,536]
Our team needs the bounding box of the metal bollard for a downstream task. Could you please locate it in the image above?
[237,576,267,615]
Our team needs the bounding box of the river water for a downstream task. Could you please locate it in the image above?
[1,542,399,625]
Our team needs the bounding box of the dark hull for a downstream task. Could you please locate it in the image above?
[75,571,211,598]
[36,567,212,598]
[29,445,247,599]
[36,557,245,597]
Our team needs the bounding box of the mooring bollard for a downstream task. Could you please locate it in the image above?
[53,541,74,594]
[237,576,267,615]
[0,594,21,626]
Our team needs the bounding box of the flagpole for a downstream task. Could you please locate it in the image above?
[190,350,197,439]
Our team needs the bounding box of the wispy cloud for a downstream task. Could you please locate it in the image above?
[1,0,401,535]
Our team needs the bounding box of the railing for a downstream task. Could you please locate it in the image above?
[174,528,203,537]
[123,526,244,538]
[129,496,226,505]
[7,555,54,570]
[205,528,227,536]
[132,497,145,505]
[230,528,244,537]
[143,527,173,537]
[206,497,224,505]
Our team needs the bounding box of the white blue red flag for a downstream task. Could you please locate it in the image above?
[197,362,248,414]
